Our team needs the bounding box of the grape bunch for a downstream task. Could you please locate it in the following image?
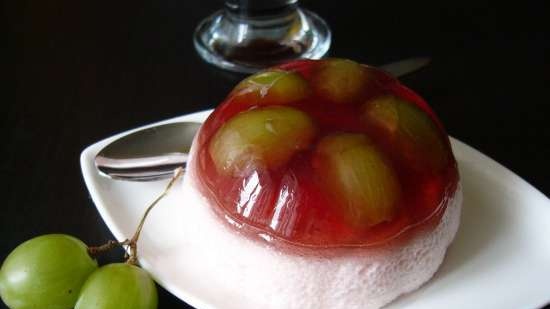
[0,168,183,309]
[0,235,157,309]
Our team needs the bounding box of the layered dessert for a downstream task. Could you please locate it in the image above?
[181,58,461,309]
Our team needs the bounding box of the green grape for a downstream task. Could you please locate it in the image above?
[232,70,310,104]
[75,263,157,309]
[209,106,316,175]
[312,58,369,104]
[314,133,400,227]
[0,234,98,309]
[363,95,449,170]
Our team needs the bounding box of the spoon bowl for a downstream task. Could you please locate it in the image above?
[94,122,201,181]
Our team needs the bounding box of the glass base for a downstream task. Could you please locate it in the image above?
[193,8,331,73]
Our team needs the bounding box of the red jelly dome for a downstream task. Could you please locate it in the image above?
[190,58,459,247]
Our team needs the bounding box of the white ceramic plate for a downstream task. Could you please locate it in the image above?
[81,110,550,309]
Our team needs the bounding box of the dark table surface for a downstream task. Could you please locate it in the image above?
[3,0,549,308]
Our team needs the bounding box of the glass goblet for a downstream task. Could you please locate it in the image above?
[194,0,331,73]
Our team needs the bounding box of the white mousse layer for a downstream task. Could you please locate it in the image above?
[180,175,462,309]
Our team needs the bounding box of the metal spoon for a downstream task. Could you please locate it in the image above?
[95,57,430,181]
[95,122,201,181]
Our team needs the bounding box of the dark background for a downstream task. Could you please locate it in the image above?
[2,0,549,308]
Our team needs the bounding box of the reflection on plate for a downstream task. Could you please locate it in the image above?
[81,110,550,309]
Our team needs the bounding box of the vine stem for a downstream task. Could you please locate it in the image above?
[88,240,129,258]
[87,167,185,264]
[126,167,185,265]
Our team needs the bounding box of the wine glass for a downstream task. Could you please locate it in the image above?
[194,0,331,73]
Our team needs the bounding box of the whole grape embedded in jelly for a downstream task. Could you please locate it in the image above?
[191,58,459,248]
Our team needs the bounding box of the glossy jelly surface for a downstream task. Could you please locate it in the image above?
[190,59,459,248]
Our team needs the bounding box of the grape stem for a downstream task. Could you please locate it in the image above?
[125,167,184,265]
[87,167,185,265]
[88,240,130,258]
